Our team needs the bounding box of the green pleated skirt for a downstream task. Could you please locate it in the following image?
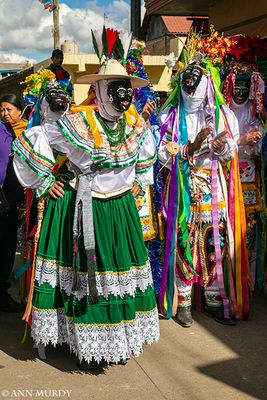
[32,185,159,363]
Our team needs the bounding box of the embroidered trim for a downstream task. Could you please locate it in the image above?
[136,186,157,241]
[57,109,149,169]
[36,175,55,199]
[12,131,55,178]
[136,153,157,174]
[189,208,226,224]
[31,307,160,363]
[190,200,226,212]
[34,258,153,300]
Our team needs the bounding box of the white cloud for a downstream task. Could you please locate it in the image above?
[0,52,35,64]
[0,0,144,63]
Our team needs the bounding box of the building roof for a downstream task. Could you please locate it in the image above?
[145,0,212,16]
[222,15,267,37]
[0,62,27,74]
[161,16,193,33]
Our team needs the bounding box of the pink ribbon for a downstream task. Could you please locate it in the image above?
[207,76,230,318]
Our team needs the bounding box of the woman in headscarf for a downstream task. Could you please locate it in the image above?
[0,94,28,312]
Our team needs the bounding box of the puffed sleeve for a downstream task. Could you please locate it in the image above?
[12,126,56,199]
[44,122,93,172]
[135,125,157,193]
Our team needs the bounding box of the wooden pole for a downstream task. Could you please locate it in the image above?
[53,0,60,49]
[130,0,141,39]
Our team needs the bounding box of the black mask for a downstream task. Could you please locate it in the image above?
[107,80,133,112]
[182,65,203,94]
[45,87,69,112]
[232,79,250,105]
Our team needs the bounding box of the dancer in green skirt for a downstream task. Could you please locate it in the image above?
[13,43,160,370]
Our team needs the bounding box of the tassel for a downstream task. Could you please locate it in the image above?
[72,200,83,292]
[86,250,99,304]
[72,239,79,291]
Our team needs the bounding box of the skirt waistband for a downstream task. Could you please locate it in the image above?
[92,185,132,200]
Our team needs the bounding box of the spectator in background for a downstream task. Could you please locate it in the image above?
[157,91,168,109]
[0,94,27,312]
[47,49,73,96]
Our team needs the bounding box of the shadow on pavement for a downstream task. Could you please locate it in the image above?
[194,293,267,399]
[1,278,267,392]
[0,310,110,375]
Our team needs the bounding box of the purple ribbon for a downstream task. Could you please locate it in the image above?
[159,107,176,219]
[159,107,179,313]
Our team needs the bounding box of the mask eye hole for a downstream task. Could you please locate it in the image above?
[234,87,249,96]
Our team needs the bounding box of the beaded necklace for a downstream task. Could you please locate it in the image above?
[95,112,126,151]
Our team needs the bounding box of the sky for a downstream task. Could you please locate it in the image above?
[0,0,145,64]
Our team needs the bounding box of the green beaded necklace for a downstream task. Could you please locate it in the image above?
[95,112,126,149]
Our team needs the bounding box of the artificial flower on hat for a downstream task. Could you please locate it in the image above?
[23,68,56,104]
[220,35,267,116]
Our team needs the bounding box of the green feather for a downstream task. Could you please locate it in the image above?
[115,37,125,61]
[91,29,100,61]
[181,48,188,66]
[102,26,108,57]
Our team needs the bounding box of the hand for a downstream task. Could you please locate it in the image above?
[211,130,227,154]
[238,129,262,146]
[131,182,141,197]
[188,126,211,155]
[48,181,64,199]
[142,99,156,122]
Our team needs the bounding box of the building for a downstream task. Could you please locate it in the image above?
[0,52,172,106]
[144,0,267,37]
[142,15,208,57]
[0,63,31,79]
[34,53,172,104]
[0,67,34,102]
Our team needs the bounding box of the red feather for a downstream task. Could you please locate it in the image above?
[106,28,118,57]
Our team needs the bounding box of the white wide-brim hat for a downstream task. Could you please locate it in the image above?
[76,59,149,88]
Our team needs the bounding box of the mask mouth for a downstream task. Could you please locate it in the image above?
[114,102,130,112]
[49,102,68,112]
[233,97,247,105]
[120,100,130,107]
[184,77,192,85]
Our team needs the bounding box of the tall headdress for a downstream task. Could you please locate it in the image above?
[22,68,71,127]
[221,35,267,116]
[159,28,251,321]
[126,39,158,125]
[164,27,237,110]
[77,26,148,88]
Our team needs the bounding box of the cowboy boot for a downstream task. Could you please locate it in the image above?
[176,306,193,328]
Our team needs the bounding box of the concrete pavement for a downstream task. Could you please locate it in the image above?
[0,290,267,400]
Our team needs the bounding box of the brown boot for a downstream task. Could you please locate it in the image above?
[176,306,193,328]
[205,306,236,326]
